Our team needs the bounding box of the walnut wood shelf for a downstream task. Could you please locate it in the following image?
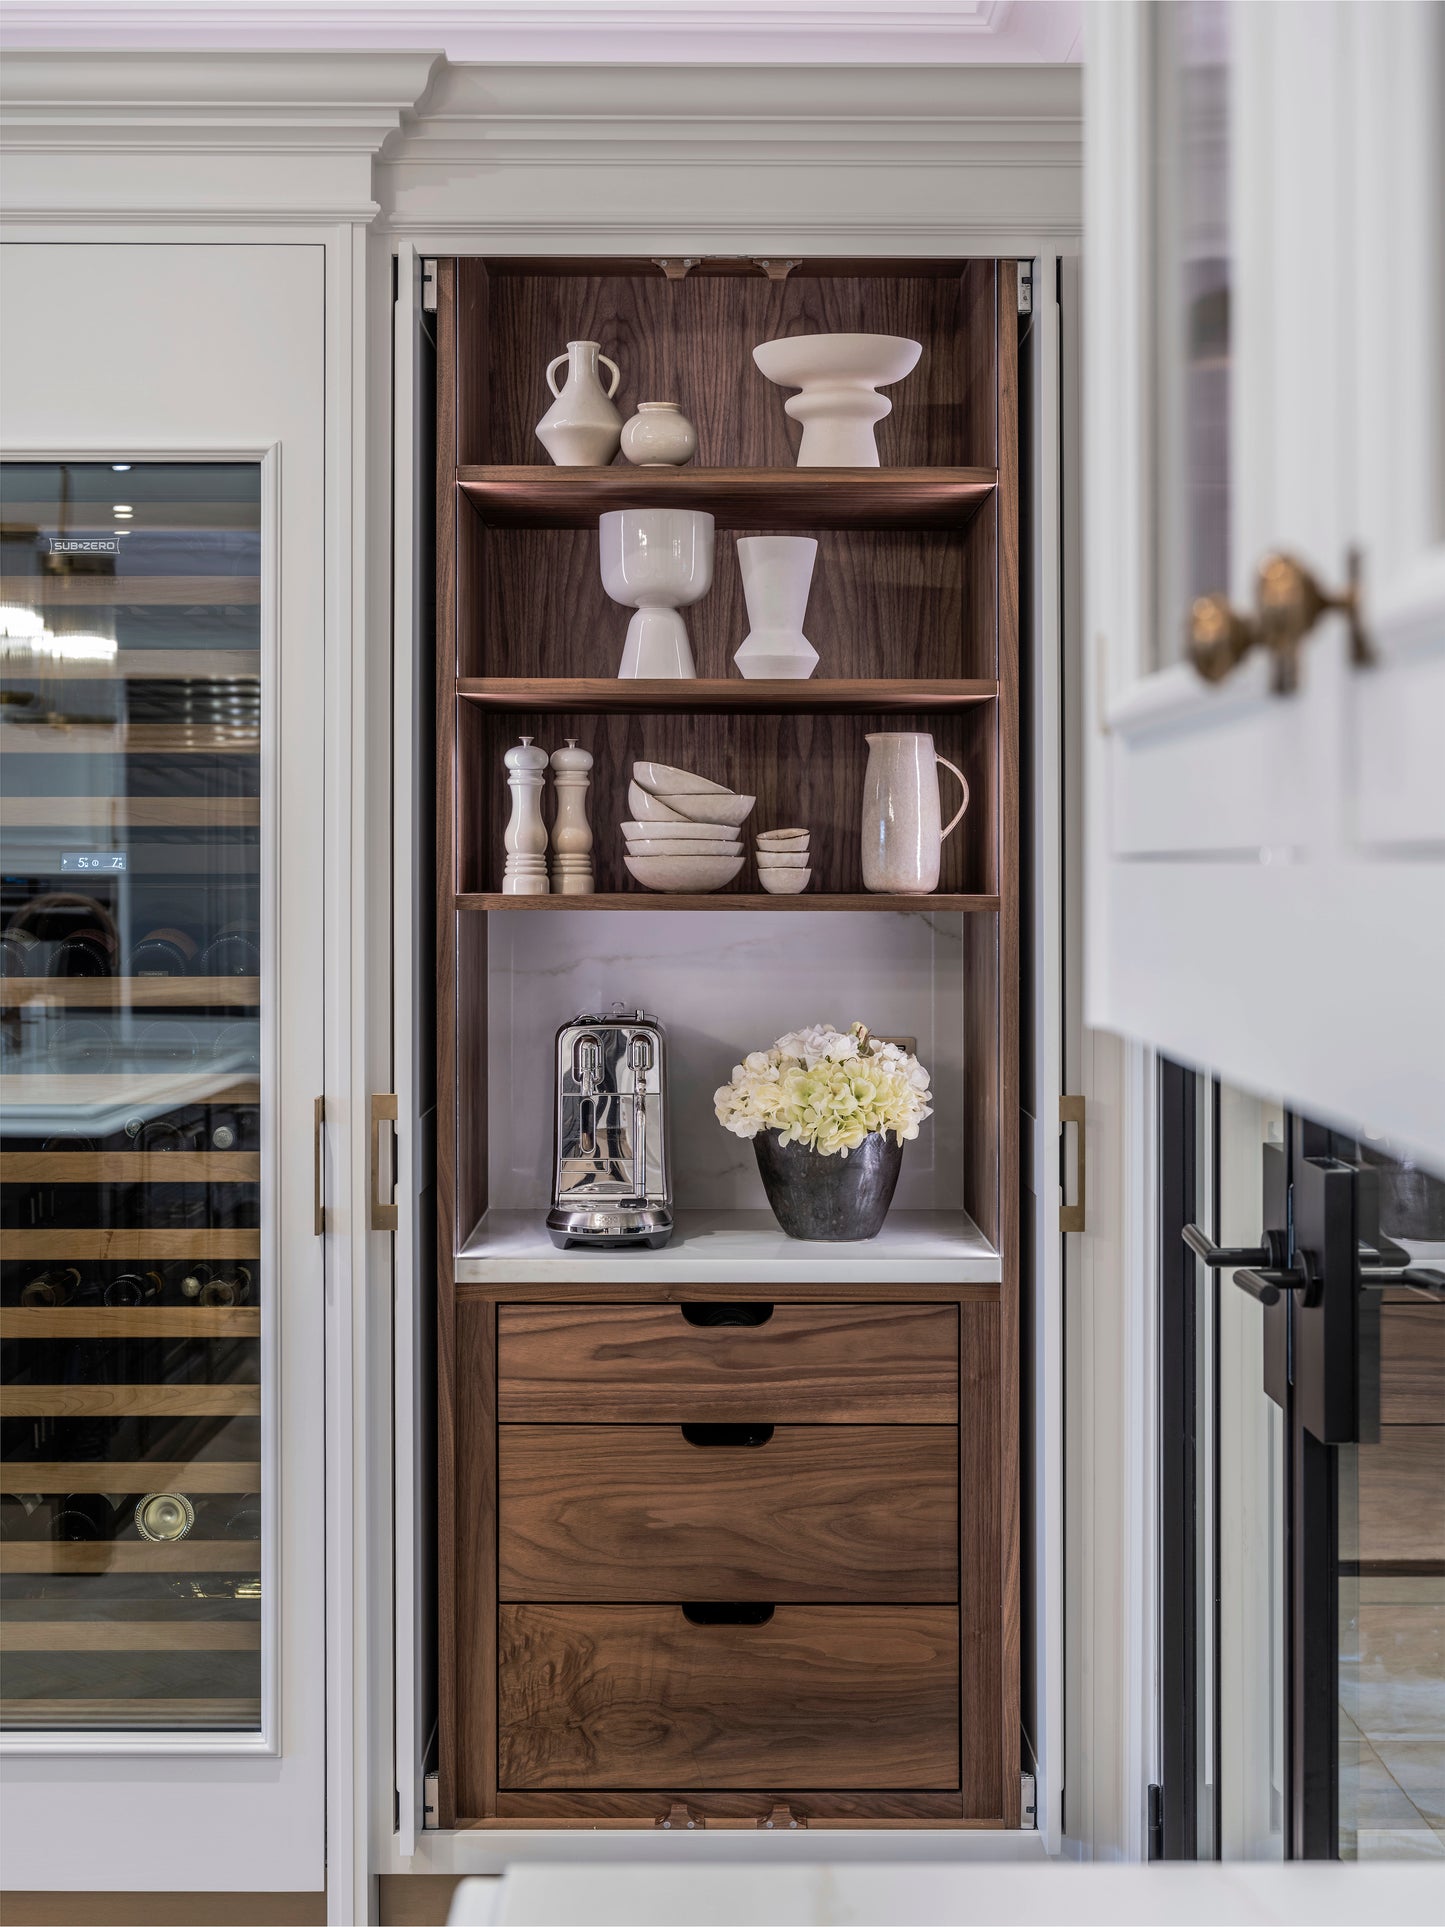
[0,1541,260,1574]
[1,1307,260,1338]
[458,678,998,714]
[457,465,996,532]
[459,892,1000,914]
[0,977,259,1009]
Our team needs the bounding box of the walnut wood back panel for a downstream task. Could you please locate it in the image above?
[461,262,998,471]
[497,1424,959,1603]
[461,704,996,899]
[498,1602,960,1790]
[496,1303,959,1423]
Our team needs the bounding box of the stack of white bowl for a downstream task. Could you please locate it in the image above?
[623,761,756,893]
[756,826,811,894]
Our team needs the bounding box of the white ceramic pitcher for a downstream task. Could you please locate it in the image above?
[861,732,969,895]
[535,340,622,467]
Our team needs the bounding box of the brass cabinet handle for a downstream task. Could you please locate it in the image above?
[1189,548,1371,694]
[1060,1094,1085,1234]
[370,1092,398,1232]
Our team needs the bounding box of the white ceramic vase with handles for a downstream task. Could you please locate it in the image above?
[535,340,622,467]
[861,732,969,894]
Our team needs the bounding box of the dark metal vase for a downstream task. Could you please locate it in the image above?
[752,1130,905,1242]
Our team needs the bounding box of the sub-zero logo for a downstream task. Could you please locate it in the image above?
[43,536,121,555]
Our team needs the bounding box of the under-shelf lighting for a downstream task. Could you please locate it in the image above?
[111,464,132,471]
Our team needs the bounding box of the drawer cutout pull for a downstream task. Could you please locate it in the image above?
[680,1422,774,1449]
[680,1303,773,1328]
[682,1602,775,1627]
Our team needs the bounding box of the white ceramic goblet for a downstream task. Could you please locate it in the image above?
[599,508,715,679]
[733,535,819,679]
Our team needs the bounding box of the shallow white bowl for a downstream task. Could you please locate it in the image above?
[627,781,687,823]
[759,868,811,895]
[627,837,743,858]
[752,331,922,391]
[656,791,755,828]
[756,850,809,869]
[625,852,744,893]
[620,819,739,842]
[632,760,728,796]
[755,827,809,845]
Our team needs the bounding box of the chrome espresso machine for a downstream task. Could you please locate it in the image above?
[546,1005,673,1250]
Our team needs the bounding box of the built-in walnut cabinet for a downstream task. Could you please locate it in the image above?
[434,258,1020,1828]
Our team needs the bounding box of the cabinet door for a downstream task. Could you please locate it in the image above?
[1085,1,1444,1159]
[0,244,325,1891]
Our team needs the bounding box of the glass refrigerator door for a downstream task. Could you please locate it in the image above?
[1,460,264,1732]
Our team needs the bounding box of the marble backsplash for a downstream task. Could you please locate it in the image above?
[486,909,971,1211]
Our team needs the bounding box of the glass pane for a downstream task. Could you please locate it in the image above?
[0,460,263,1732]
[1213,1083,1287,1858]
[1152,0,1233,668]
[1338,1142,1445,1861]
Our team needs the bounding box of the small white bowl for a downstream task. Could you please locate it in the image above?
[633,761,729,796]
[657,792,755,828]
[759,868,811,895]
[625,852,744,893]
[621,819,739,842]
[756,850,809,869]
[627,781,687,823]
[755,827,809,846]
[626,837,743,857]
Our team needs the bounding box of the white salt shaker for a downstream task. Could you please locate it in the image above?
[549,738,595,895]
[502,736,550,895]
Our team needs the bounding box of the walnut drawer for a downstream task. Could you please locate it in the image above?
[498,1602,960,1790]
[498,1422,958,1603]
[495,1302,959,1424]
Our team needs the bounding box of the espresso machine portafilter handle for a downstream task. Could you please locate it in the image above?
[628,1032,654,1204]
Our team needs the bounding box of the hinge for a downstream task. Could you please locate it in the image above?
[371,1093,398,1232]
[1018,261,1033,315]
[1147,1782,1164,1860]
[1019,1771,1037,1830]
[421,259,438,313]
[1060,1093,1086,1233]
[423,1771,439,1829]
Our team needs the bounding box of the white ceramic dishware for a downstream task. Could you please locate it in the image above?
[758,868,811,895]
[620,819,739,842]
[626,838,743,858]
[601,508,714,679]
[621,402,698,467]
[625,852,744,893]
[535,340,623,466]
[861,730,970,894]
[734,536,819,679]
[655,792,755,828]
[632,760,728,795]
[752,332,922,466]
[755,850,809,869]
[627,781,687,822]
[755,827,809,846]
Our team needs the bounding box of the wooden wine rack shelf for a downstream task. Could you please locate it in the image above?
[3,650,259,682]
[0,724,258,756]
[1,1307,260,1338]
[0,797,260,829]
[0,1074,258,1106]
[0,977,259,1008]
[0,1541,261,1574]
[0,575,259,607]
[4,1462,260,1492]
[1,1622,261,1652]
[0,1153,259,1184]
[4,1230,260,1261]
[2,1385,260,1419]
[1,1699,260,1725]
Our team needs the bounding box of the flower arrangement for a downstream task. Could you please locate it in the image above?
[714,1021,933,1158]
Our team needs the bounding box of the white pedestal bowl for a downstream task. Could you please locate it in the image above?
[734,535,819,679]
[599,508,714,678]
[752,333,922,467]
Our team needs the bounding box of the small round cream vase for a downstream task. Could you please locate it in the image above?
[621,402,697,467]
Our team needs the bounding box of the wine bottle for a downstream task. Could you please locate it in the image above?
[0,1495,40,1540]
[52,1493,115,1542]
[103,1271,162,1308]
[44,1020,113,1071]
[210,1110,259,1152]
[199,1266,252,1308]
[223,1498,262,1540]
[126,926,197,978]
[166,1260,214,1301]
[0,925,47,977]
[134,1492,195,1543]
[46,926,116,978]
[144,1022,200,1068]
[212,1022,260,1071]
[196,923,260,976]
[20,1267,82,1307]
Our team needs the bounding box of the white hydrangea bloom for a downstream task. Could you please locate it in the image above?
[714,1020,933,1157]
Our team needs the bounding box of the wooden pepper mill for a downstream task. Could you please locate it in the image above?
[502,736,550,895]
[549,737,594,895]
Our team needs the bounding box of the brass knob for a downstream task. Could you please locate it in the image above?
[1189,548,1370,694]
